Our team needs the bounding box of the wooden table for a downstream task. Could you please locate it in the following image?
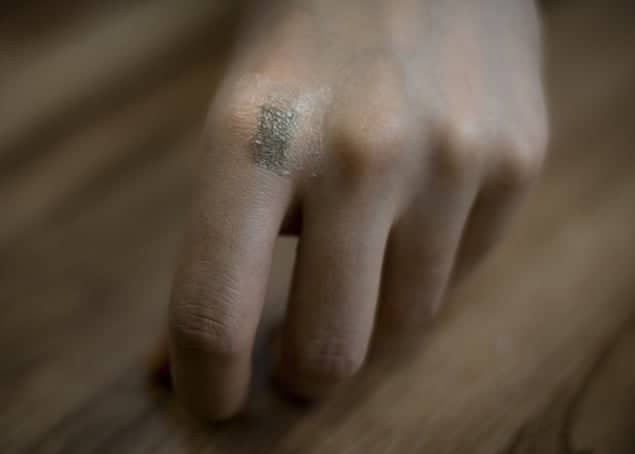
[2,1,635,452]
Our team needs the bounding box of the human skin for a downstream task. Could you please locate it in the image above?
[167,0,548,420]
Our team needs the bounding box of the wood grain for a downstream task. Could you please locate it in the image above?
[1,1,635,453]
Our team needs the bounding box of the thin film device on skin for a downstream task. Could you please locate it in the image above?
[251,104,298,176]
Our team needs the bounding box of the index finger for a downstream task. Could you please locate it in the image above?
[169,107,294,420]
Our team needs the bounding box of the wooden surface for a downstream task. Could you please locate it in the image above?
[2,1,635,453]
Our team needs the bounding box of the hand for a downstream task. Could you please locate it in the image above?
[167,0,548,420]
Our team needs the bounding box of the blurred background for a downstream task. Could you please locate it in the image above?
[1,1,635,453]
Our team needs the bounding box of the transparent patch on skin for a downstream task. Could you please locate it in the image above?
[252,104,298,176]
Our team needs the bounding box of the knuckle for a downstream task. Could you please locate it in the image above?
[328,110,411,178]
[437,120,489,180]
[295,337,363,383]
[208,86,263,143]
[170,302,248,358]
[169,274,249,357]
[497,135,546,189]
[204,76,313,174]
[207,76,295,142]
[439,118,548,188]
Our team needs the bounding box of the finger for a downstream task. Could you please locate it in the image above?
[375,151,481,338]
[169,137,293,420]
[277,193,393,399]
